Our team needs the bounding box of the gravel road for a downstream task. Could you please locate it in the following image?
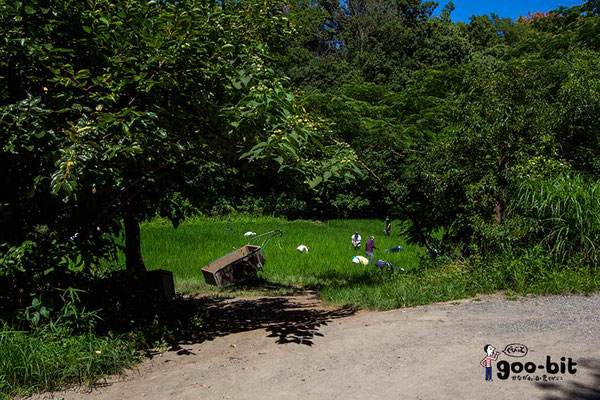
[38,293,600,400]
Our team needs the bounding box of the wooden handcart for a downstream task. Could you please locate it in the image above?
[201,230,282,287]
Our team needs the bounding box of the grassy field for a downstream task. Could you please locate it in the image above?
[142,217,421,284]
[140,216,472,309]
[140,216,600,310]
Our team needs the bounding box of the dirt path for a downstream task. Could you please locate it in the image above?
[41,293,600,400]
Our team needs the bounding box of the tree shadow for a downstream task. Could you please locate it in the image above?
[537,358,600,400]
[88,273,356,352]
[221,276,308,295]
[177,295,356,347]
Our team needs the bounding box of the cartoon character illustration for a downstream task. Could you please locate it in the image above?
[480,344,500,381]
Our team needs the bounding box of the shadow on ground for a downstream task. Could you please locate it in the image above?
[91,273,356,356]
[182,294,355,347]
[220,276,309,295]
[537,358,600,400]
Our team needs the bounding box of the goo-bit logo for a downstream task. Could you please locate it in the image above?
[480,343,577,382]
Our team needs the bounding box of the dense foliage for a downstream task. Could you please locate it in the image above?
[0,0,358,315]
[269,0,600,266]
[1,0,599,394]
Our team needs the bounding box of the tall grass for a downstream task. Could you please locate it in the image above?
[0,323,138,398]
[515,174,600,264]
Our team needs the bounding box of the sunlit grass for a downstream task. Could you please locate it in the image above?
[139,217,469,309]
[141,217,423,285]
[137,216,600,310]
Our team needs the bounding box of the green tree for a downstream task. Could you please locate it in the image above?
[0,0,357,310]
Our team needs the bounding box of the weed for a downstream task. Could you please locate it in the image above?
[505,289,518,301]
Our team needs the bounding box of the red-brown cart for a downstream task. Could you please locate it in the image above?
[201,230,282,287]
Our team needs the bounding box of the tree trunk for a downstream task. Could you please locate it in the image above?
[124,198,147,280]
[494,201,503,225]
[495,153,508,225]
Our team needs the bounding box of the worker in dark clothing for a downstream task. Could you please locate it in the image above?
[384,216,392,237]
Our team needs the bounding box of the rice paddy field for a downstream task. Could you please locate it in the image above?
[139,216,481,310]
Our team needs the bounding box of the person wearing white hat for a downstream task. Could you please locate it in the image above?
[296,245,309,253]
[352,255,369,265]
[351,231,362,250]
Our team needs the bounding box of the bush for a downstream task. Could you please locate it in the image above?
[273,194,308,219]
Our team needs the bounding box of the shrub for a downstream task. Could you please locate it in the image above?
[513,174,600,266]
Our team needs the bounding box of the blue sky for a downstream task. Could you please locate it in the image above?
[443,0,585,22]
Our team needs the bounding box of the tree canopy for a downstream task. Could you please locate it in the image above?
[0,0,358,309]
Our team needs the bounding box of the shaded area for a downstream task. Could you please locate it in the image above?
[220,276,309,296]
[538,358,600,400]
[186,295,356,346]
[167,344,196,356]
[84,273,354,352]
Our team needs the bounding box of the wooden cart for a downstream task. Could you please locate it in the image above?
[201,230,282,287]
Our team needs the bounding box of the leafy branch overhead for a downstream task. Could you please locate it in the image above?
[0,0,357,286]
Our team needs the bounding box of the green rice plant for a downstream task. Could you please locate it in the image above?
[138,216,600,310]
[140,217,423,294]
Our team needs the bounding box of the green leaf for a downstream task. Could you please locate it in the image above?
[221,44,235,53]
[309,176,323,188]
[39,307,50,319]
[240,76,251,87]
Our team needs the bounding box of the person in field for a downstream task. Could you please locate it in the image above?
[374,260,403,272]
[365,236,378,264]
[352,255,369,265]
[351,232,362,249]
[385,245,403,252]
[384,216,391,237]
[296,245,309,253]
